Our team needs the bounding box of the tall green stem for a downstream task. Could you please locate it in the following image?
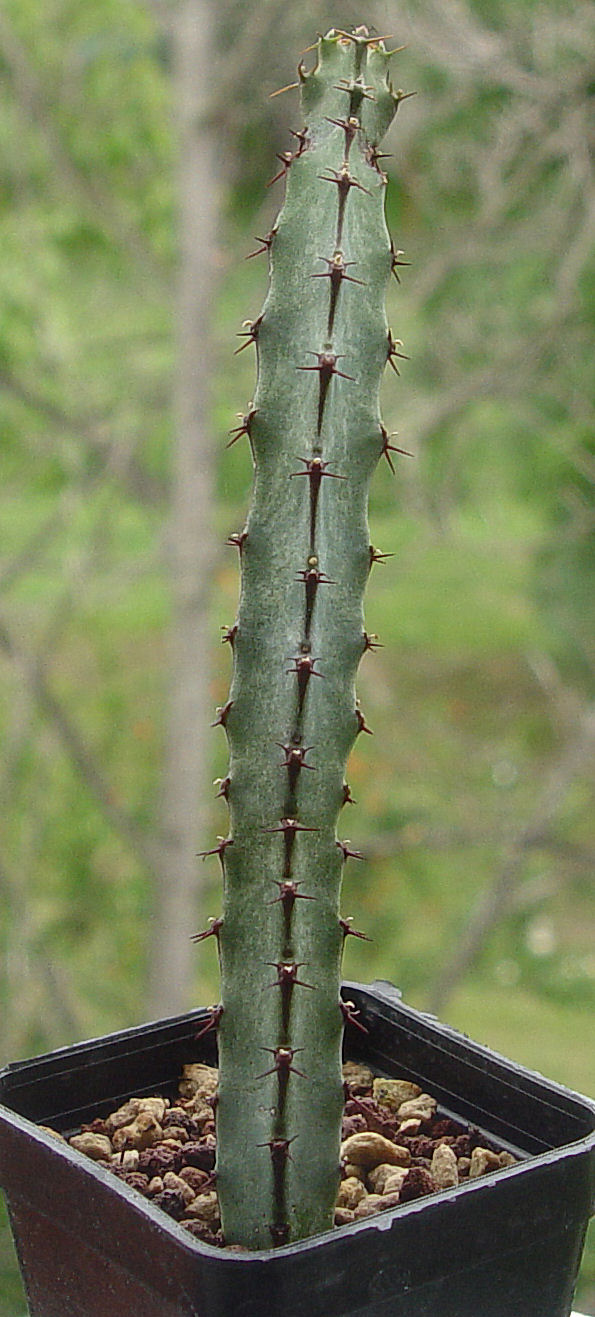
[210,29,403,1249]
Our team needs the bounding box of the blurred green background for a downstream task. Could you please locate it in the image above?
[0,0,593,1311]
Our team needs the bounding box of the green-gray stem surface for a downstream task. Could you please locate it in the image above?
[214,30,400,1249]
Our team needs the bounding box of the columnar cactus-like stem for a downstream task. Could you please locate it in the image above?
[211,29,404,1249]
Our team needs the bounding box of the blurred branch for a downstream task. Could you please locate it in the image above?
[428,701,595,1014]
[0,9,168,287]
[0,365,165,505]
[0,507,65,597]
[210,0,289,119]
[0,616,159,882]
[403,0,555,98]
[0,854,89,1050]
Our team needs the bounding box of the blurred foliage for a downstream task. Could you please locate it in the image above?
[0,0,593,1310]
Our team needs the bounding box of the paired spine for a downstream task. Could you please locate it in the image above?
[199,29,405,1249]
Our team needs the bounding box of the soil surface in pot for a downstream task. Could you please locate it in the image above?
[39,1060,519,1248]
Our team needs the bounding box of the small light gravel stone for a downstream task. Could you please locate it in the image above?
[179,1095,214,1127]
[161,1125,188,1144]
[112,1113,163,1152]
[178,1064,218,1103]
[431,1143,459,1188]
[137,1097,168,1123]
[469,1147,501,1178]
[163,1171,195,1206]
[397,1094,437,1122]
[398,1117,422,1136]
[179,1166,210,1194]
[38,1126,66,1142]
[111,1149,140,1172]
[69,1132,113,1162]
[336,1177,368,1209]
[372,1078,422,1111]
[105,1099,141,1135]
[341,1132,411,1169]
[380,1170,409,1197]
[343,1161,366,1181]
[184,1191,220,1226]
[335,1207,355,1225]
[353,1193,385,1217]
[368,1162,409,1193]
[368,1163,409,1195]
[342,1062,374,1094]
[352,1191,401,1217]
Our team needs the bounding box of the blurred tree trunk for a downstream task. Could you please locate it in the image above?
[147,0,220,1017]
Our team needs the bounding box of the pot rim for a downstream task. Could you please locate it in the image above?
[1,980,594,1263]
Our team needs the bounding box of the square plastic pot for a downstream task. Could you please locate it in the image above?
[0,980,593,1317]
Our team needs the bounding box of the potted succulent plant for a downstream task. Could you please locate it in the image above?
[0,26,594,1317]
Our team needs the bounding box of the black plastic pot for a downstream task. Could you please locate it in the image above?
[0,980,593,1317]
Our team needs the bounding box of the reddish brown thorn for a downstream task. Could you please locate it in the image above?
[290,454,346,484]
[355,706,373,736]
[363,631,383,652]
[194,1004,223,1041]
[264,816,319,838]
[394,89,417,110]
[257,1046,307,1080]
[234,315,263,355]
[211,699,234,729]
[342,781,356,806]
[268,879,315,907]
[197,837,233,874]
[390,242,410,283]
[227,404,256,447]
[318,165,371,198]
[221,623,238,647]
[226,529,248,554]
[324,114,361,147]
[296,566,335,587]
[297,351,355,383]
[333,27,396,46]
[369,544,394,567]
[191,916,223,944]
[214,775,231,800]
[380,423,412,472]
[340,917,371,942]
[277,741,316,795]
[265,962,314,991]
[366,144,392,173]
[334,78,375,102]
[269,79,300,99]
[340,999,369,1034]
[266,151,295,187]
[312,251,364,287]
[386,330,410,376]
[277,742,316,772]
[258,1136,297,1166]
[289,127,309,155]
[245,231,275,260]
[337,839,364,862]
[286,654,324,683]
